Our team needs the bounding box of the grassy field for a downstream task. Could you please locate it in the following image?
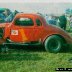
[0,22,72,72]
[0,41,72,72]
[0,49,71,72]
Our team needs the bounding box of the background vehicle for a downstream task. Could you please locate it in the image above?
[0,8,11,23]
[0,8,19,23]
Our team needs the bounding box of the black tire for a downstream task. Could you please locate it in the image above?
[44,35,63,53]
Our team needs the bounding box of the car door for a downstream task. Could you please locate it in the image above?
[10,17,35,42]
[34,18,44,41]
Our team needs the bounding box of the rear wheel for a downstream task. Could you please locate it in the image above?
[44,35,63,53]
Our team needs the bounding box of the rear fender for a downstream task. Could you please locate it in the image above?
[42,34,66,45]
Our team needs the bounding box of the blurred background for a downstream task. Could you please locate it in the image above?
[0,3,72,31]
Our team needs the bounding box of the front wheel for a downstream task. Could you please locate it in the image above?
[0,45,9,53]
[44,35,63,53]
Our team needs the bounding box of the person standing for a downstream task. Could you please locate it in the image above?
[69,15,72,31]
[58,14,67,30]
[48,15,57,25]
[0,9,11,23]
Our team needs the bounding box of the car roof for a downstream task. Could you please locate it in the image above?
[15,13,42,18]
[14,13,47,26]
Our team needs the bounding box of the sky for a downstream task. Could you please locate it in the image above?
[0,0,72,3]
[0,1,72,15]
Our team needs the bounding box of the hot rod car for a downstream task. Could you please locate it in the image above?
[0,13,72,53]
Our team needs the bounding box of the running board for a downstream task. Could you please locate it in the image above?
[3,42,41,46]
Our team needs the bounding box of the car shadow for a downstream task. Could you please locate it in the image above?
[8,45,45,52]
[16,45,72,53]
[0,45,45,61]
[59,45,72,53]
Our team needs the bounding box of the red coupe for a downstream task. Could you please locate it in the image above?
[0,13,72,53]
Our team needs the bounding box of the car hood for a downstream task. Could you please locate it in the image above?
[0,23,6,28]
[0,23,11,28]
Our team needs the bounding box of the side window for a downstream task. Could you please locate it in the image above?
[15,18,34,26]
[36,19,42,26]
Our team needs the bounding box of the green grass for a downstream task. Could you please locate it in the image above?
[0,21,72,72]
[0,51,72,72]
[0,44,72,72]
